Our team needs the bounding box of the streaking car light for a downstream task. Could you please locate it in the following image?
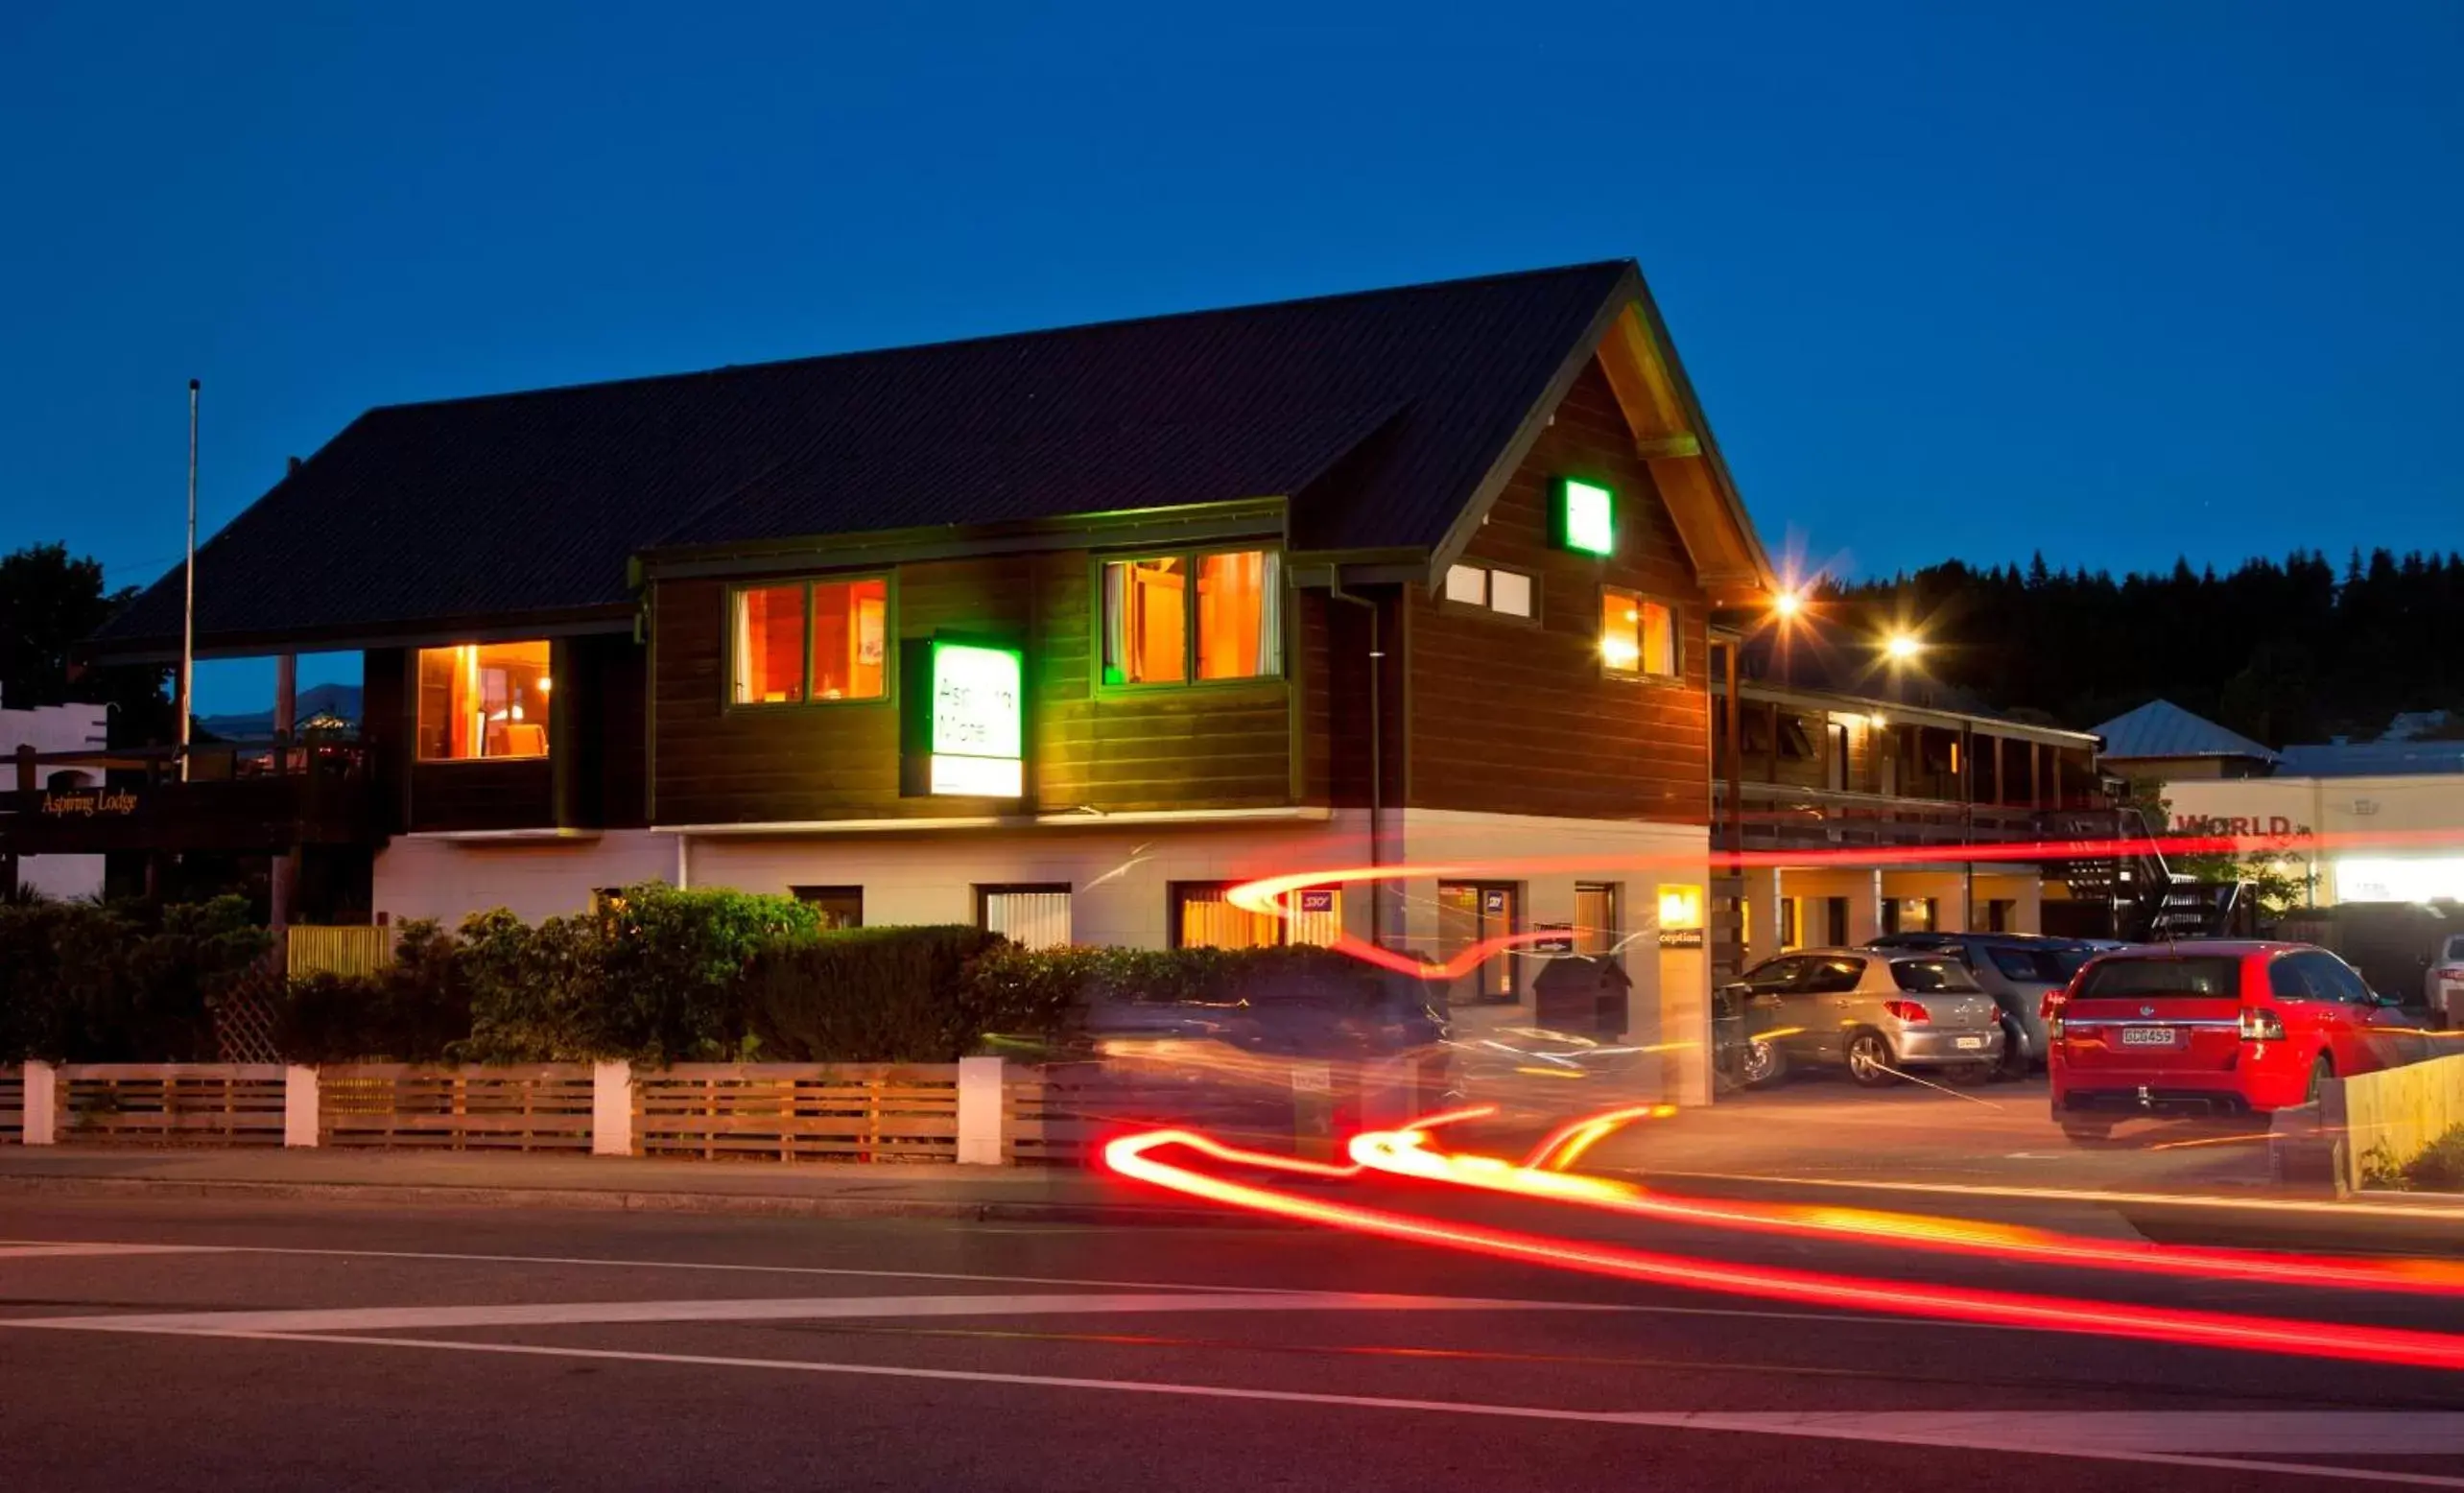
[1104,1128,2464,1371]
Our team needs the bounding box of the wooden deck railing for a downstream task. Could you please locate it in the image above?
[56,1064,289,1147]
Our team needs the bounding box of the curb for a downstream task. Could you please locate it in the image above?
[0,1173,1273,1229]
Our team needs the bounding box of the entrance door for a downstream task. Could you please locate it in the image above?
[1437,882,1521,1004]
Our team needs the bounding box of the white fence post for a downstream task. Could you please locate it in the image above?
[283,1065,320,1148]
[592,1061,633,1157]
[957,1055,1006,1166]
[22,1060,58,1146]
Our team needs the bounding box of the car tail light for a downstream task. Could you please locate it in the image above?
[2239,1007,2286,1042]
[1883,1000,1931,1024]
[2438,964,2464,981]
[2039,990,2064,1020]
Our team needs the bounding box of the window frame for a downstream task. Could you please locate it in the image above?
[1169,880,1290,950]
[722,573,896,713]
[975,882,1075,950]
[1091,545,1288,696]
[790,885,865,930]
[1434,563,1542,628]
[1599,585,1684,684]
[414,638,557,765]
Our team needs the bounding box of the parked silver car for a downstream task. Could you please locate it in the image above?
[1728,948,2004,1088]
[2428,933,2464,1023]
[1864,932,2103,1076]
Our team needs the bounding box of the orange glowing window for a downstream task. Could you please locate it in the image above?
[1102,550,1281,686]
[415,641,552,761]
[1601,589,1676,678]
[732,578,888,705]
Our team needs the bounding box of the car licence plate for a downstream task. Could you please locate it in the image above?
[1955,1036,1984,1050]
[2120,1027,2179,1047]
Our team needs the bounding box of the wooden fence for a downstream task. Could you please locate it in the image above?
[2341,1052,2464,1192]
[0,1065,20,1145]
[633,1064,962,1163]
[56,1064,288,1146]
[319,1065,596,1151]
[1003,1056,1311,1165]
[287,924,394,979]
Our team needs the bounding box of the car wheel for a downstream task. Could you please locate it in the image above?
[2306,1054,2334,1105]
[1845,1031,1896,1088]
[1997,1021,2030,1080]
[1741,1039,1787,1088]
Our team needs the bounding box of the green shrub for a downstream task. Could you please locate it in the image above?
[0,896,269,1061]
[591,883,821,1061]
[2405,1127,2464,1193]
[746,925,1011,1061]
[273,921,473,1062]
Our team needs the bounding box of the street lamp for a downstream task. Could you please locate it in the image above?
[1884,631,1922,663]
[1772,588,1804,622]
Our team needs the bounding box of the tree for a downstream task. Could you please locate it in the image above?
[0,542,170,743]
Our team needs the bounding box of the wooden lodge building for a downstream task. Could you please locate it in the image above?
[43,262,1792,1100]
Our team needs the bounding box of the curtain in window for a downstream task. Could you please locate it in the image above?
[1102,562,1129,684]
[1254,551,1283,675]
[733,592,755,701]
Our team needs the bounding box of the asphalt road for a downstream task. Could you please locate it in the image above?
[10,1180,2464,1492]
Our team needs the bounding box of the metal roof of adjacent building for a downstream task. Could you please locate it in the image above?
[2091,699,2280,765]
[92,259,1711,659]
[2278,740,2464,777]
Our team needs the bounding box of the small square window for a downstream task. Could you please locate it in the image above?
[1443,564,1487,605]
[1489,570,1533,619]
[1601,590,1678,677]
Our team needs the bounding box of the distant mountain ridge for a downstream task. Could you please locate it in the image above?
[194,682,361,741]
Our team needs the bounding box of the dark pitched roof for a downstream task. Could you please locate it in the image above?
[93,261,1664,657]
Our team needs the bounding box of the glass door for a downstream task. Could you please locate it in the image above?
[1437,882,1522,1004]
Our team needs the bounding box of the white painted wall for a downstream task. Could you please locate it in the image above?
[371,831,681,926]
[2,700,108,902]
[2160,773,2464,908]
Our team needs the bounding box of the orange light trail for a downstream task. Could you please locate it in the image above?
[1104,1128,2464,1371]
[1341,1123,2464,1298]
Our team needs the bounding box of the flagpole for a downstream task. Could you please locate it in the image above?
[179,378,198,783]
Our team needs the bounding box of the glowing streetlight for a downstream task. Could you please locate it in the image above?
[1771,588,1804,622]
[1884,631,1923,663]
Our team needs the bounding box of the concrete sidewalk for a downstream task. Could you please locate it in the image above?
[0,1145,1248,1226]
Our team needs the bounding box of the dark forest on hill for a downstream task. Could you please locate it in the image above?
[1831,549,2464,747]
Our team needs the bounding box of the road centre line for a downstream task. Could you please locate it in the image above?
[0,1238,2018,1334]
[76,1327,2464,1488]
[3,1290,1633,1336]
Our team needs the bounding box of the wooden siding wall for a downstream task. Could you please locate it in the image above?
[381,634,645,835]
[651,552,1295,825]
[1406,358,1711,824]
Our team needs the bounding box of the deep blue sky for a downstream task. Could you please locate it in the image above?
[4,2,2459,709]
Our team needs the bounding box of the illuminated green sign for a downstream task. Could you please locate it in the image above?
[928,639,1023,797]
[1556,477,1615,557]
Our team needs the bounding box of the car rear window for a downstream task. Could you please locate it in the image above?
[1890,959,1981,993]
[2074,956,2240,999]
[1986,947,2071,983]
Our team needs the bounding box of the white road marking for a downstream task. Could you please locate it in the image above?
[0,1244,223,1260]
[73,1327,2464,1487]
[0,1238,2005,1334]
[5,1290,1629,1336]
[1780,1410,2464,1456]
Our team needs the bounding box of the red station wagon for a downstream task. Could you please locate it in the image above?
[2047,941,2424,1142]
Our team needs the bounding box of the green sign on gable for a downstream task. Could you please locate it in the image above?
[1555,477,1615,557]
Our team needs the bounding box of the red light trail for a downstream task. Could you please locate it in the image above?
[1105,1126,2464,1372]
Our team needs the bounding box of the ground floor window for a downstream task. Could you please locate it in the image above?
[1986,898,2014,933]
[1883,896,1940,936]
[791,885,864,930]
[1171,882,1280,949]
[1573,882,1622,959]
[1779,896,1802,951]
[979,884,1072,949]
[1823,896,1849,946]
[1437,881,1520,1004]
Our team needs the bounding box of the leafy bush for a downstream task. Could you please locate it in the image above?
[591,883,822,1061]
[745,925,1011,1061]
[0,896,270,1061]
[273,921,473,1063]
[2405,1128,2464,1193]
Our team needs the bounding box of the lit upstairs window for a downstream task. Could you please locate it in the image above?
[416,641,552,760]
[1102,549,1282,686]
[731,578,888,704]
[1601,589,1676,678]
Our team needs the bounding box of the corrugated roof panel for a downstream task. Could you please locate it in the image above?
[2092,699,2280,764]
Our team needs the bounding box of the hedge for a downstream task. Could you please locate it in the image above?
[745,925,1014,1061]
[0,896,272,1062]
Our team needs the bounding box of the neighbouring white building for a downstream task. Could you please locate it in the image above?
[1,693,109,901]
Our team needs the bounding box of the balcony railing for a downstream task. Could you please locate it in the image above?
[0,740,376,856]
[1713,780,2116,854]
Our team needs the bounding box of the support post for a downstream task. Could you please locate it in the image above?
[283,1064,320,1148]
[22,1060,58,1146]
[592,1060,633,1156]
[956,1055,1006,1166]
